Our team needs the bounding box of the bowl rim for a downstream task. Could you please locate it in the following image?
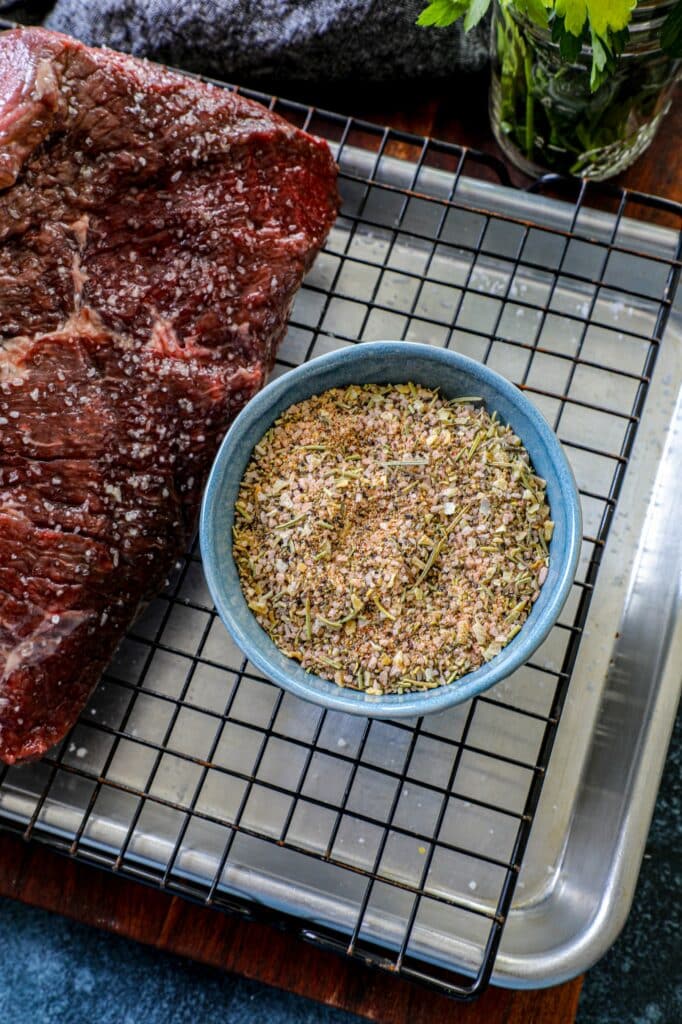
[200,341,582,717]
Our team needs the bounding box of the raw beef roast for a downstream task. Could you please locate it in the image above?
[0,28,338,763]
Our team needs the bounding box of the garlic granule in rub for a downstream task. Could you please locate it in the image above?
[233,383,553,695]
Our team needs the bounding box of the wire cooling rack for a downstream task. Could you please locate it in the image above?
[1,24,681,999]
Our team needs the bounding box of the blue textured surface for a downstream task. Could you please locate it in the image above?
[201,341,581,719]
[0,894,362,1024]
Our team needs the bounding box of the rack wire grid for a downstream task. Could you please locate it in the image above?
[1,29,682,999]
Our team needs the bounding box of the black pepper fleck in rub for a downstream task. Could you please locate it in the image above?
[234,385,552,696]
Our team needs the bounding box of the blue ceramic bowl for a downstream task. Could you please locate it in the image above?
[200,342,581,718]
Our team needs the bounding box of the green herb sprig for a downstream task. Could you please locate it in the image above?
[418,0,682,91]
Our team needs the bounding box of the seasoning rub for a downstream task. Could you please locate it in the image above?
[233,383,553,695]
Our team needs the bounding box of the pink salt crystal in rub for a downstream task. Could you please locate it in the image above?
[233,383,552,695]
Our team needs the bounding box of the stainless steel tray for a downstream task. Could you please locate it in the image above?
[1,111,680,992]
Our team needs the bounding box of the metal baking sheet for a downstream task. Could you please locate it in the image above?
[1,128,680,989]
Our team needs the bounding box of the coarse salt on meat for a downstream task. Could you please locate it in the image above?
[0,26,338,764]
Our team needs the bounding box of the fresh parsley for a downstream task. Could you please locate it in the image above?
[416,0,473,27]
[418,0,681,90]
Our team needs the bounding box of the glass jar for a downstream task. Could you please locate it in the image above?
[489,0,681,180]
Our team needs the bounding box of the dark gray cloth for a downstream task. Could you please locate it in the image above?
[43,1,488,83]
[0,2,54,17]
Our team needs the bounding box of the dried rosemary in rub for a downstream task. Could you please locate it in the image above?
[232,383,552,696]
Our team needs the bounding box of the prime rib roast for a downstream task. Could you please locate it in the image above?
[0,27,338,764]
